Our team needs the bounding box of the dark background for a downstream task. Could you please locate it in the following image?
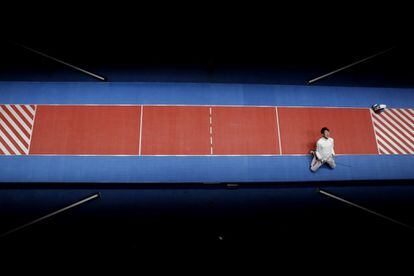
[1,5,413,86]
[1,6,414,264]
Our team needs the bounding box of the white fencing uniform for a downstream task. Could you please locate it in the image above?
[310,137,336,172]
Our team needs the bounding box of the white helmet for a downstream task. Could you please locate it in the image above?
[372,104,386,113]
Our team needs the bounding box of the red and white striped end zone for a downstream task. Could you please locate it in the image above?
[371,108,414,155]
[0,105,36,155]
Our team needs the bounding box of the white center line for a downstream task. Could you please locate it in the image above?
[275,107,282,155]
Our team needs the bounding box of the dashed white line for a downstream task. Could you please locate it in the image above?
[209,107,213,155]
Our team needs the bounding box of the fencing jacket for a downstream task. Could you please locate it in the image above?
[315,137,335,161]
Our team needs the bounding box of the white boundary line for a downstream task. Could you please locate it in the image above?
[1,103,407,109]
[27,105,37,155]
[139,105,143,155]
[369,109,381,155]
[275,107,282,155]
[1,153,389,157]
